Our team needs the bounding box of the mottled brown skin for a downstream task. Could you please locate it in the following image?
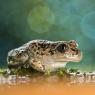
[7,40,82,72]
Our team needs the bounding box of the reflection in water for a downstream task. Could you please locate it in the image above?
[0,74,95,95]
[0,73,95,85]
[0,75,31,85]
[69,72,95,84]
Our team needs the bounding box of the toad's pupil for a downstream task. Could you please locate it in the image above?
[57,44,66,53]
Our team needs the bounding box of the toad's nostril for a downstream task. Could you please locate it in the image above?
[70,48,79,55]
[75,49,80,55]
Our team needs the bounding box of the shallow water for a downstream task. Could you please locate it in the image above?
[0,75,95,95]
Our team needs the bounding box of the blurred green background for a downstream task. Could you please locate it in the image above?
[0,0,95,71]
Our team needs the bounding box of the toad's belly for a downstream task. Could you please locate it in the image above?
[42,56,67,71]
[45,62,67,71]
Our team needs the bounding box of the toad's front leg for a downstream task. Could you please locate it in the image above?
[29,58,46,72]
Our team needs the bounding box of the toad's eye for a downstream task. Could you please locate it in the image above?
[17,51,27,58]
[56,43,66,53]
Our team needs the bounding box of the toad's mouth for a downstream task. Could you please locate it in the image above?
[7,58,23,69]
[7,59,22,65]
[8,63,22,69]
[54,52,83,63]
[7,62,31,69]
